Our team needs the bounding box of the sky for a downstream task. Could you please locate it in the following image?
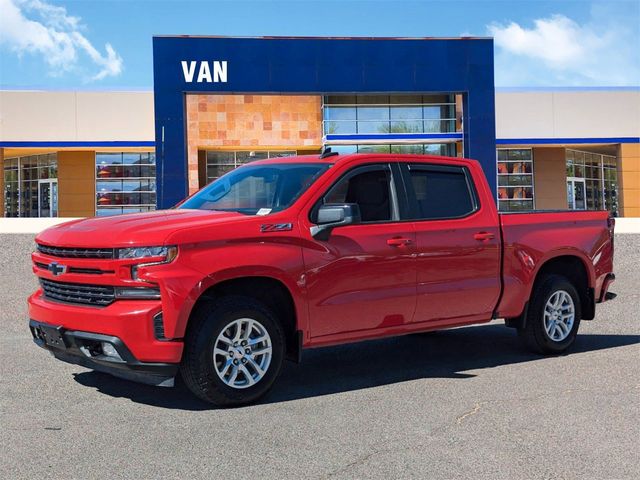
[0,0,639,90]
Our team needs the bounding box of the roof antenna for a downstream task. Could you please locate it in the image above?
[319,146,339,159]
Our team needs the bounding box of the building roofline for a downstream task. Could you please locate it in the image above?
[496,86,640,92]
[0,87,153,93]
[152,34,493,41]
[2,86,637,94]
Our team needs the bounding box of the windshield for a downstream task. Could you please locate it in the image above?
[179,163,330,215]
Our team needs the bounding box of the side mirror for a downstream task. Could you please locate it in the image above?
[310,203,361,239]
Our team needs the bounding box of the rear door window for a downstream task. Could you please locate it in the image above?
[405,165,478,220]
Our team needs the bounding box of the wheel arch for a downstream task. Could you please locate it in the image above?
[507,252,595,329]
[532,254,595,320]
[181,271,304,362]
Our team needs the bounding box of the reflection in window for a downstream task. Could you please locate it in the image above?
[96,152,156,216]
[497,149,535,212]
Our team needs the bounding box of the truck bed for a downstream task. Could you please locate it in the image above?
[496,210,614,319]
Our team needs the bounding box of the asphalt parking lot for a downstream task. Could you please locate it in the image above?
[1,233,638,479]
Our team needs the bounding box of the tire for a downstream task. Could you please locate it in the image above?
[518,274,582,355]
[180,295,285,407]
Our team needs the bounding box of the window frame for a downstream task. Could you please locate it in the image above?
[309,163,404,225]
[399,163,480,221]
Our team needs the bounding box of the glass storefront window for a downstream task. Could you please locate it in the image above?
[497,148,535,212]
[566,149,618,215]
[323,94,459,137]
[205,150,296,183]
[96,152,156,216]
[3,153,57,217]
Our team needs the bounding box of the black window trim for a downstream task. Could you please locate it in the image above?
[399,162,480,221]
[309,163,403,225]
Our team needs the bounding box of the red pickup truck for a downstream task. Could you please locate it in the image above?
[29,153,616,406]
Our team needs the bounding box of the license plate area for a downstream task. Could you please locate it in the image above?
[39,325,67,349]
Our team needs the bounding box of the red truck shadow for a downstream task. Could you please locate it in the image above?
[72,325,639,410]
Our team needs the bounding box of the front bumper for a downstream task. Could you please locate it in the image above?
[30,319,179,386]
[28,289,183,363]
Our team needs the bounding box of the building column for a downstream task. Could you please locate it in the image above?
[57,151,96,217]
[618,144,640,217]
[0,148,4,217]
[533,147,568,210]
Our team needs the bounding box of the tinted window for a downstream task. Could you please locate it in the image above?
[323,169,392,222]
[408,166,476,219]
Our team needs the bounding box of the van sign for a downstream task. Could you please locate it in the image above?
[181,61,227,83]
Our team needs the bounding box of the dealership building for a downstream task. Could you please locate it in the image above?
[1,36,639,218]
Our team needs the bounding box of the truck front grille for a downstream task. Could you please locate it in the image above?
[37,244,115,259]
[40,278,116,307]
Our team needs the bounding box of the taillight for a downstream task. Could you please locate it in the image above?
[608,216,615,249]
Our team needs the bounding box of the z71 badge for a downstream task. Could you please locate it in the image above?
[260,223,293,233]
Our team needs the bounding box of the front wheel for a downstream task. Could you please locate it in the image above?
[181,295,285,407]
[518,274,582,354]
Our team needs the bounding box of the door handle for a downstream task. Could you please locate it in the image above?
[473,232,495,241]
[387,237,413,247]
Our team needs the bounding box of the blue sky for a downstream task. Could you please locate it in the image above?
[1,0,639,89]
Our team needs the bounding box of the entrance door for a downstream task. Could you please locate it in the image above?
[38,180,58,217]
[567,178,586,210]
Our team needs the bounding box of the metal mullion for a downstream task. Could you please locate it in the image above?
[323,102,456,108]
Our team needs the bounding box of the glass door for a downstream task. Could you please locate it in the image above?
[567,177,586,210]
[38,180,58,217]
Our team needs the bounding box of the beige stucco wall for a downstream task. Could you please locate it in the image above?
[2,89,637,144]
[495,90,640,140]
[0,90,155,142]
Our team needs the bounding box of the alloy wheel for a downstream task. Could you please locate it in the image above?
[213,318,273,389]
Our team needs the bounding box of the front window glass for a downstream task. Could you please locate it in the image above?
[180,163,329,215]
[322,168,392,223]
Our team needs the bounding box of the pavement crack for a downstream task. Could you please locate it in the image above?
[323,447,386,478]
[456,401,487,425]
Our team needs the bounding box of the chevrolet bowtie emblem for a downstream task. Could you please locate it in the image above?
[48,262,67,276]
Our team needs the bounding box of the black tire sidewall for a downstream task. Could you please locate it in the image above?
[526,275,582,354]
[183,296,285,406]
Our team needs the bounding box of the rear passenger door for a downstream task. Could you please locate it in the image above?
[401,163,501,325]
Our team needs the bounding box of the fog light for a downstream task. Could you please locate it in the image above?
[101,342,121,359]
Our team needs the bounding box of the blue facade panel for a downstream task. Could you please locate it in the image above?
[152,36,497,208]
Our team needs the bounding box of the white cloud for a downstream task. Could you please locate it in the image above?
[0,0,123,81]
[486,10,640,86]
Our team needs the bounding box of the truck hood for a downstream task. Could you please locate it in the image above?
[36,209,246,248]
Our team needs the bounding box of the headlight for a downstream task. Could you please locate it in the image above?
[116,246,178,261]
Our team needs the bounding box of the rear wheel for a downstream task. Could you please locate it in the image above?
[518,274,582,354]
[181,295,285,407]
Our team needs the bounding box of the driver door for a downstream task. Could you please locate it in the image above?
[300,163,417,338]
